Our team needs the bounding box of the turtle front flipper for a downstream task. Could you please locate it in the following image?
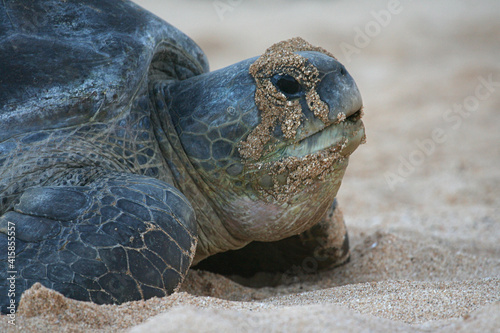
[194,199,349,279]
[0,173,197,313]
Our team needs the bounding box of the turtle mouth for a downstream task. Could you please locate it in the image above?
[284,108,365,159]
[345,109,363,122]
[245,109,364,203]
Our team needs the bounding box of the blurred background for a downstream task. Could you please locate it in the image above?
[134,0,500,254]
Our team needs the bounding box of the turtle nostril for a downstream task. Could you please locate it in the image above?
[339,66,347,76]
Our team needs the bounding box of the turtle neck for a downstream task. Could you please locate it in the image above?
[151,82,249,264]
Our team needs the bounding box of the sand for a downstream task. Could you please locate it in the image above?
[1,0,499,331]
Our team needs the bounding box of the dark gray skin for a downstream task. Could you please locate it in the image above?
[0,0,364,312]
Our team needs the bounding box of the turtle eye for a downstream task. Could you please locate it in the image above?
[271,74,303,97]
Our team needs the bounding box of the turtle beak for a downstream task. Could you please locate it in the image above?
[286,51,365,158]
[315,57,363,125]
[295,51,363,128]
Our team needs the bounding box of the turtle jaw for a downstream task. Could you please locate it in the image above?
[283,109,365,160]
[244,114,364,206]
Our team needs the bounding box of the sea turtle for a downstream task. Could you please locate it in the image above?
[0,0,365,312]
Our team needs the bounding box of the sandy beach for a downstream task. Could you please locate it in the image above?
[2,0,499,331]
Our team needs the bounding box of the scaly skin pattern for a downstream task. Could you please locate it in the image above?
[0,173,196,304]
[0,96,173,213]
[0,86,197,310]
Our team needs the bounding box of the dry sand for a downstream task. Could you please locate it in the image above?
[2,0,499,332]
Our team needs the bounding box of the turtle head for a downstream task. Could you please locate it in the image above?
[165,37,364,249]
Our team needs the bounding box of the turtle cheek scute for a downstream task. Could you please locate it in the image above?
[211,139,233,160]
[179,133,212,161]
[167,56,259,169]
[225,163,244,177]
